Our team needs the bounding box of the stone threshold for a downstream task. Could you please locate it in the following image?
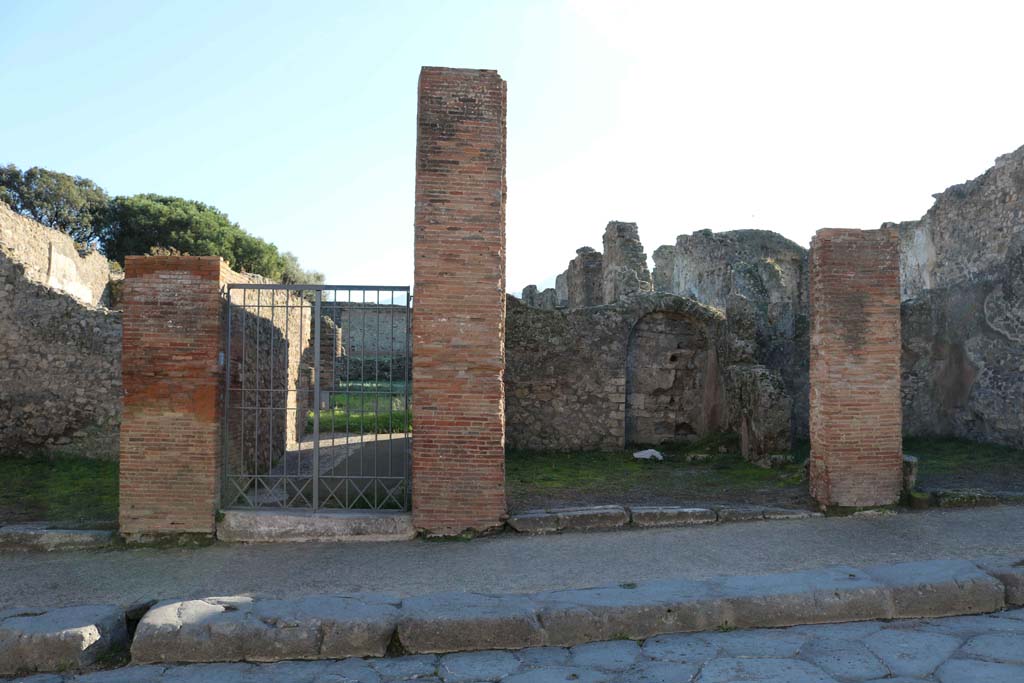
[4,556,1023,675]
[0,523,115,552]
[507,504,821,534]
[216,509,416,543]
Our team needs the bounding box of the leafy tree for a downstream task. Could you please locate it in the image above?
[99,194,288,279]
[281,251,325,284]
[2,162,324,283]
[0,164,109,243]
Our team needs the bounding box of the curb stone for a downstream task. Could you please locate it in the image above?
[0,604,127,675]
[0,525,114,552]
[123,557,1021,664]
[130,594,401,664]
[398,592,544,653]
[975,559,1024,607]
[508,504,823,534]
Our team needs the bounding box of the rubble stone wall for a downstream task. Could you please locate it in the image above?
[505,293,791,461]
[897,144,1024,447]
[0,203,121,457]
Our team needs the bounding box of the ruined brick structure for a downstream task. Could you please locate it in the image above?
[411,67,508,534]
[808,229,903,508]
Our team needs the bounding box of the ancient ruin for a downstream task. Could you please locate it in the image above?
[2,66,1023,533]
[515,143,1024,468]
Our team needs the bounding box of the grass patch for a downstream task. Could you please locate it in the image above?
[904,436,1024,474]
[506,438,806,511]
[0,455,118,525]
[310,381,411,434]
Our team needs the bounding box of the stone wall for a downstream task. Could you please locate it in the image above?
[897,144,1024,300]
[0,203,121,457]
[896,144,1024,448]
[901,236,1024,447]
[603,221,652,304]
[565,247,603,308]
[505,293,790,462]
[651,229,807,311]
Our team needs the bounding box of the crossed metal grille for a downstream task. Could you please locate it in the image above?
[221,284,411,512]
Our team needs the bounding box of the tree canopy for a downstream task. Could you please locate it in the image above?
[0,163,323,283]
[0,164,110,243]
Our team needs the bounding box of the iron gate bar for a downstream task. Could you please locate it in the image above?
[222,283,411,512]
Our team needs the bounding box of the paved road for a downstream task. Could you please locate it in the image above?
[1,506,1023,610]
[25,608,1024,682]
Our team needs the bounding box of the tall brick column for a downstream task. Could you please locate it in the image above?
[809,228,902,509]
[412,67,507,534]
[119,256,226,538]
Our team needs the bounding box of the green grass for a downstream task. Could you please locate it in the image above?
[506,433,806,509]
[309,381,411,434]
[904,436,1024,475]
[0,455,118,525]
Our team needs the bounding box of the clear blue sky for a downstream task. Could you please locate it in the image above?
[3,1,1023,294]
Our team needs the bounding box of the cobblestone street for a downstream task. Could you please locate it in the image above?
[25,608,1024,682]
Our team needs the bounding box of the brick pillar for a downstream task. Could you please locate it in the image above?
[119,256,226,538]
[412,67,507,534]
[809,228,902,508]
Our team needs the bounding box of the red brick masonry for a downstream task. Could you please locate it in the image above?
[809,228,903,508]
[119,256,227,537]
[412,67,508,534]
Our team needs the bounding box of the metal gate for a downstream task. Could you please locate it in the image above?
[222,284,411,511]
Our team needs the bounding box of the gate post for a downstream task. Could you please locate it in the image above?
[119,255,227,539]
[412,67,508,534]
[808,228,903,509]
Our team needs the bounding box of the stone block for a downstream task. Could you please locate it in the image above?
[761,508,822,520]
[217,510,415,543]
[535,580,729,646]
[131,594,400,663]
[864,559,1006,618]
[716,507,765,522]
[629,507,717,527]
[0,604,127,675]
[978,559,1024,606]
[0,525,114,552]
[397,592,543,653]
[508,507,628,534]
[716,566,893,628]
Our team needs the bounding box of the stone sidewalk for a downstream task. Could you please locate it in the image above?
[21,608,1024,682]
[2,507,1024,610]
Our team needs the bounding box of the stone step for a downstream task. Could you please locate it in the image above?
[216,509,416,543]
